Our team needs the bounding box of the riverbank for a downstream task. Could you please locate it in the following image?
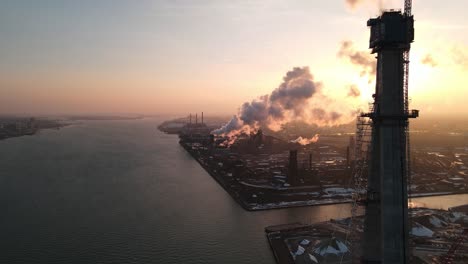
[179,138,468,211]
[0,118,67,141]
[180,140,357,211]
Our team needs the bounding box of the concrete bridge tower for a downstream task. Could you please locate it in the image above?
[361,6,419,263]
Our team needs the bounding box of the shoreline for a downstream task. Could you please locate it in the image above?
[0,123,69,141]
[179,141,356,211]
[179,140,468,211]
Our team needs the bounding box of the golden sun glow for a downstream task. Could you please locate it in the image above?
[409,54,437,95]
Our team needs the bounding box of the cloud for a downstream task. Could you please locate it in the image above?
[451,46,468,68]
[347,85,361,97]
[338,41,376,83]
[421,54,438,67]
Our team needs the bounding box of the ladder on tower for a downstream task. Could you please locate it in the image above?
[403,1,415,250]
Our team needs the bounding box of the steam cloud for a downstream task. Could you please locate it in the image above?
[290,134,320,145]
[421,54,438,67]
[347,85,361,97]
[212,67,355,141]
[338,41,376,83]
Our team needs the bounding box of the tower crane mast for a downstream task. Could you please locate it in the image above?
[403,0,413,113]
[403,0,413,211]
[405,0,412,16]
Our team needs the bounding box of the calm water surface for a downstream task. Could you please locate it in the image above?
[0,118,466,264]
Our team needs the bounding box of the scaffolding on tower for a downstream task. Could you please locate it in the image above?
[347,0,419,263]
[403,1,415,254]
[345,103,374,261]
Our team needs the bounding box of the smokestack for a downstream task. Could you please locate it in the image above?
[289,150,298,186]
[189,114,192,125]
[346,146,350,167]
[256,129,263,145]
[349,136,355,161]
[202,112,204,124]
[309,153,312,169]
[196,113,198,124]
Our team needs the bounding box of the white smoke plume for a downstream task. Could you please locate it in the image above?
[290,134,320,146]
[212,67,356,144]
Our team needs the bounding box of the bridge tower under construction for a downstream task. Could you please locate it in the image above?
[360,6,419,263]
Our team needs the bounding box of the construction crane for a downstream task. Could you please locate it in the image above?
[403,0,412,113]
[405,0,412,16]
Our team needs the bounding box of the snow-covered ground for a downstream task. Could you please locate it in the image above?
[411,223,434,237]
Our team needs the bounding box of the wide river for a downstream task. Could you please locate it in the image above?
[1,118,466,264]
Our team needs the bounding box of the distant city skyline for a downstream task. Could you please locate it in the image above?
[0,0,467,116]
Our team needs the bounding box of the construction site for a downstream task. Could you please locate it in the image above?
[265,1,467,263]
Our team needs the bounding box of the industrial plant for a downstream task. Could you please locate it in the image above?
[158,1,467,263]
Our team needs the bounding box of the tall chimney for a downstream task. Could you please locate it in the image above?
[346,146,350,167]
[288,150,298,186]
[309,153,312,169]
[196,113,198,124]
[256,129,263,145]
[202,112,204,124]
[189,114,192,125]
[349,136,355,161]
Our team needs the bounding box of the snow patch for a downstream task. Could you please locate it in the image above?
[449,212,467,223]
[410,223,434,237]
[314,240,349,256]
[429,216,446,227]
[309,254,318,263]
[295,245,305,256]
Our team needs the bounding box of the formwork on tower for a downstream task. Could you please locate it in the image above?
[346,1,420,263]
[359,4,419,263]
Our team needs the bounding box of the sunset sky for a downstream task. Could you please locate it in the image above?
[1,0,467,117]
